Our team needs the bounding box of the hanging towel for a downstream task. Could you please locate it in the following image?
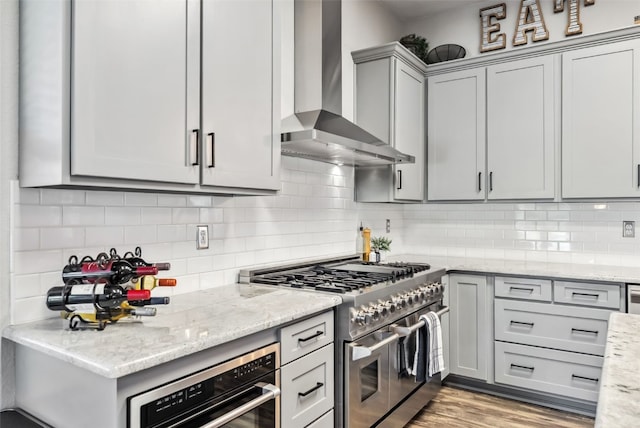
[411,311,444,382]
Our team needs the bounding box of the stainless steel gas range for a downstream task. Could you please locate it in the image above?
[240,256,447,428]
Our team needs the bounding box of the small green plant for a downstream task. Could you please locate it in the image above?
[370,236,392,252]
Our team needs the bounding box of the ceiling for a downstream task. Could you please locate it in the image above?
[375,0,486,21]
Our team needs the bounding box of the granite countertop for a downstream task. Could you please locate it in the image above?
[392,254,640,284]
[595,312,640,426]
[2,283,341,379]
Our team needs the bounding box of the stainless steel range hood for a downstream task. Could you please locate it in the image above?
[281,0,415,167]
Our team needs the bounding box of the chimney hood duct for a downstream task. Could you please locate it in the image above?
[281,0,415,167]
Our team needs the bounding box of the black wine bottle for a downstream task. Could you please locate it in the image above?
[46,283,150,312]
[62,259,158,285]
[121,247,171,271]
[127,297,171,306]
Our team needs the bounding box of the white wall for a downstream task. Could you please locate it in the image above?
[405,0,639,59]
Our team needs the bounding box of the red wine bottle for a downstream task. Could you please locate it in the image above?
[62,259,158,285]
[46,284,150,312]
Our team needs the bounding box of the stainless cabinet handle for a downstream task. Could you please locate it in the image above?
[571,328,598,336]
[509,286,534,294]
[298,382,323,398]
[572,292,599,300]
[207,132,215,168]
[510,364,534,372]
[478,172,482,192]
[510,320,534,328]
[397,170,402,190]
[190,129,200,166]
[489,171,493,192]
[298,330,323,344]
[199,382,280,428]
[572,374,599,383]
[637,164,639,187]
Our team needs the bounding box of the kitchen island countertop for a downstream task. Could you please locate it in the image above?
[595,312,640,427]
[2,283,341,379]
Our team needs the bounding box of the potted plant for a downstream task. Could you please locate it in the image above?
[370,236,392,263]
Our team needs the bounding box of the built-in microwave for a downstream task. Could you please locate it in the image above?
[127,343,280,428]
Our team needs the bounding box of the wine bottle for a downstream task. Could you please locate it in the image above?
[135,276,177,291]
[121,247,171,271]
[46,283,150,312]
[127,296,171,306]
[62,259,158,285]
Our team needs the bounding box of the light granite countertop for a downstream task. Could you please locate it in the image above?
[2,283,341,379]
[595,312,640,427]
[392,254,640,284]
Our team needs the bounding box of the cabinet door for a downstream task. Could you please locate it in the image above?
[449,274,489,380]
[487,56,556,200]
[428,68,486,201]
[71,0,200,185]
[200,0,279,191]
[562,39,640,198]
[393,59,425,201]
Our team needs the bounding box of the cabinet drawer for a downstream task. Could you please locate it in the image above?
[306,410,333,428]
[495,276,551,302]
[495,341,602,402]
[554,281,621,309]
[280,311,334,365]
[495,299,610,356]
[281,344,334,428]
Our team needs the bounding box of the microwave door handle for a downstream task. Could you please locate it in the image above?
[352,333,399,361]
[392,306,450,337]
[197,383,280,428]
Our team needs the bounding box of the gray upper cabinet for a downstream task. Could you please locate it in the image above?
[486,56,556,200]
[427,56,556,201]
[562,38,640,198]
[200,0,280,191]
[353,43,427,202]
[20,0,279,195]
[70,0,199,185]
[427,68,486,201]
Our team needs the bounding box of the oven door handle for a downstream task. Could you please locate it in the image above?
[197,382,280,428]
[392,306,450,337]
[351,332,400,361]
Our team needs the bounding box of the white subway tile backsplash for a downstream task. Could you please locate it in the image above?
[105,207,141,225]
[16,206,62,228]
[158,195,188,207]
[86,191,124,206]
[40,227,85,249]
[124,225,157,245]
[124,192,158,206]
[63,206,105,226]
[41,189,86,206]
[141,207,173,225]
[85,226,125,247]
[13,228,39,251]
[172,208,200,224]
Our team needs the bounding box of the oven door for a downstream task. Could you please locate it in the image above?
[130,371,280,428]
[389,303,443,408]
[345,329,392,428]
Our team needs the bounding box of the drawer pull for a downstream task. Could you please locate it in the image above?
[571,328,598,336]
[509,286,534,294]
[510,321,534,328]
[298,330,323,344]
[510,364,534,372]
[572,374,599,383]
[571,292,599,301]
[298,382,324,398]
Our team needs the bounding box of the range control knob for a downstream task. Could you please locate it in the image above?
[354,311,372,326]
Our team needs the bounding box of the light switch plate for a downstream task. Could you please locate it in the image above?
[623,221,635,238]
[197,225,209,249]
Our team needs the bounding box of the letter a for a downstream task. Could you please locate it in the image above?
[513,0,549,46]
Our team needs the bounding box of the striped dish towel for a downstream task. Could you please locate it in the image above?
[411,311,444,381]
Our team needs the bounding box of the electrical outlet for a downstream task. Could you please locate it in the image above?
[386,219,391,233]
[623,221,635,238]
[197,225,209,249]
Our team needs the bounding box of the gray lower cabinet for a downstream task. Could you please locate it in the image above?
[449,274,492,381]
[494,276,623,403]
[279,310,335,428]
[495,341,602,402]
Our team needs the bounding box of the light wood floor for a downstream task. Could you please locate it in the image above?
[406,386,595,428]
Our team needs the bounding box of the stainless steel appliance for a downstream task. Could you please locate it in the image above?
[240,256,447,428]
[128,343,280,428]
[627,284,640,314]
